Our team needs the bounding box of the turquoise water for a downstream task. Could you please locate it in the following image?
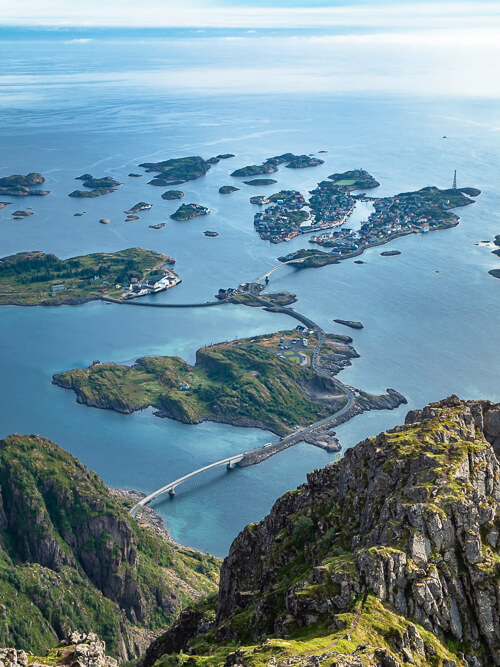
[0,30,499,556]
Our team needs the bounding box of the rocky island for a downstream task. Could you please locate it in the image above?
[170,203,210,221]
[0,172,50,196]
[0,248,178,305]
[243,178,278,186]
[231,152,323,178]
[334,318,364,329]
[488,235,500,279]
[0,433,219,659]
[139,395,500,667]
[161,190,184,200]
[53,330,405,437]
[219,185,239,194]
[124,202,152,214]
[69,175,121,198]
[328,168,380,190]
[139,155,212,185]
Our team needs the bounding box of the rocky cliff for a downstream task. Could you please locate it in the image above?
[140,396,500,667]
[0,434,219,661]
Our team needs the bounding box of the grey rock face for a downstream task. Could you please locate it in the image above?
[215,397,500,665]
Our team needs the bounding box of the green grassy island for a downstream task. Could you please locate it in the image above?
[328,168,380,190]
[231,163,278,177]
[170,203,210,221]
[232,153,323,178]
[0,172,50,196]
[161,189,184,200]
[139,155,212,185]
[0,247,176,305]
[124,201,152,214]
[219,185,240,194]
[69,175,121,198]
[243,178,278,186]
[52,331,351,435]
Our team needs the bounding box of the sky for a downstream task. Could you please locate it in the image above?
[2,1,500,29]
[2,1,500,98]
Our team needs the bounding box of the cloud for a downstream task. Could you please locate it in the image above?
[1,1,499,29]
[64,38,93,43]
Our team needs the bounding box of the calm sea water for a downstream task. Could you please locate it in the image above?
[0,30,499,556]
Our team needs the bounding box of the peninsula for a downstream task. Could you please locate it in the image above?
[0,248,178,306]
[53,329,405,437]
[139,155,212,185]
[279,183,481,266]
[170,203,210,221]
[0,172,50,197]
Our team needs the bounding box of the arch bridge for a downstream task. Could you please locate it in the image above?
[130,453,245,516]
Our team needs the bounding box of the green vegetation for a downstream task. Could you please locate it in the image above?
[161,190,184,200]
[397,185,478,207]
[243,178,277,186]
[327,169,380,190]
[0,434,219,657]
[0,247,172,305]
[278,248,340,268]
[283,155,324,168]
[69,187,115,198]
[53,331,343,435]
[69,175,120,198]
[81,176,120,189]
[125,202,152,214]
[333,319,364,330]
[219,185,239,194]
[139,156,211,184]
[152,595,462,667]
[170,204,209,221]
[231,164,277,177]
[0,172,50,196]
[229,291,296,307]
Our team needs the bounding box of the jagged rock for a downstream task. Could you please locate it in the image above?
[145,396,500,667]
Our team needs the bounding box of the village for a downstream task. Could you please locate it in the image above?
[252,182,357,244]
[307,190,449,252]
[124,270,181,299]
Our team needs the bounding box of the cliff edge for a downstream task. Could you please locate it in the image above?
[140,396,500,667]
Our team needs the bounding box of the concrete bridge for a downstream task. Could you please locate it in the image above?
[129,453,245,515]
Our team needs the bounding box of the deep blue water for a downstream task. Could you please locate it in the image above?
[0,30,499,556]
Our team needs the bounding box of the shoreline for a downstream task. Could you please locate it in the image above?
[293,220,459,269]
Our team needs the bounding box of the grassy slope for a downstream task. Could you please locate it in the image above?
[0,248,169,305]
[54,332,338,435]
[0,434,219,657]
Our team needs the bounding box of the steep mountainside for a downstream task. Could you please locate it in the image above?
[0,435,219,661]
[140,396,500,667]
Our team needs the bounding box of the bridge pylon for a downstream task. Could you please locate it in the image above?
[169,488,176,497]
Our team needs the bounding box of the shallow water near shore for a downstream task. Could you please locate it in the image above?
[1,30,499,556]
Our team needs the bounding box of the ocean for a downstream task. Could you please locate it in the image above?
[0,27,499,556]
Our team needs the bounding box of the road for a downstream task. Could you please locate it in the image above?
[125,254,356,514]
[130,453,245,515]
